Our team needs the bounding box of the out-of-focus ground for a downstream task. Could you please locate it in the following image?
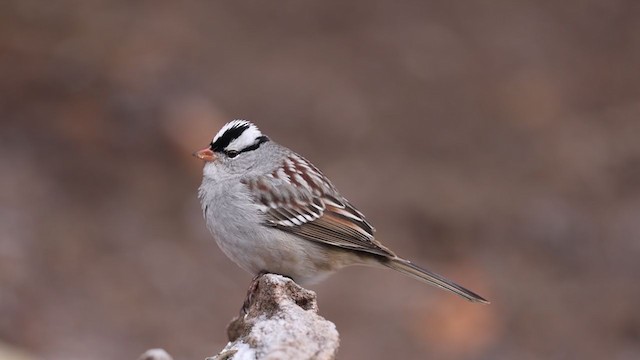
[1,1,639,359]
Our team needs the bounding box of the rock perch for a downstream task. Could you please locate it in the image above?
[138,274,340,360]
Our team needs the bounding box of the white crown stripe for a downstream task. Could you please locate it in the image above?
[212,120,264,152]
[213,119,254,142]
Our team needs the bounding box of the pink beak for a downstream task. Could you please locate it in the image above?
[193,147,216,162]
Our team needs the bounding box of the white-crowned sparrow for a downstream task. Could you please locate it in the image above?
[195,120,488,303]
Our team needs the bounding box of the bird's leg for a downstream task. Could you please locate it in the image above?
[241,270,268,315]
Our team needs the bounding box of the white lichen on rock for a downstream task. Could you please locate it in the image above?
[138,274,339,360]
[211,274,339,360]
[137,348,174,360]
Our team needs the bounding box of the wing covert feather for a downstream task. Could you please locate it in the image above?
[242,153,393,257]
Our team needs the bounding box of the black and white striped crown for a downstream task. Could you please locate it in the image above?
[210,120,269,154]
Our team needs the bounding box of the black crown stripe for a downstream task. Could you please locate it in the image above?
[210,123,250,152]
[238,135,269,154]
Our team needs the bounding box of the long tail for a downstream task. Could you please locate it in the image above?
[384,258,489,304]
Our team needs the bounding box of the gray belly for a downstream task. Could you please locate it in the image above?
[204,201,343,284]
[200,181,358,284]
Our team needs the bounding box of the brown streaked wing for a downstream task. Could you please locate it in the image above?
[242,153,394,258]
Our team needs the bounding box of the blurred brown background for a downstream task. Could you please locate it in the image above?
[1,1,640,359]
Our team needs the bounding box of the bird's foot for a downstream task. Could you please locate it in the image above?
[241,271,269,315]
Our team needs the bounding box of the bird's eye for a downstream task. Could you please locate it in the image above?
[226,150,239,158]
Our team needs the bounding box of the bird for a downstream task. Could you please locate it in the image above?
[195,120,488,304]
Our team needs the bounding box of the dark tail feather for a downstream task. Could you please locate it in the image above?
[385,258,489,304]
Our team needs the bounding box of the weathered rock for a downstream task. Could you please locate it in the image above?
[137,274,340,360]
[138,348,174,360]
[210,274,339,360]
